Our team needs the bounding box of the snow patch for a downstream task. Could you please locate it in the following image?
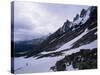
[73,17,82,25]
[49,38,56,44]
[66,64,78,71]
[63,40,97,56]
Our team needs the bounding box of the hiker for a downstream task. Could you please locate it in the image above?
[26,63,28,66]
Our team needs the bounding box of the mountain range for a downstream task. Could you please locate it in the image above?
[24,6,97,58]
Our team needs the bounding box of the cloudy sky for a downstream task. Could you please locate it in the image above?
[13,1,89,41]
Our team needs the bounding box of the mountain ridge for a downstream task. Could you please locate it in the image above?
[25,6,97,58]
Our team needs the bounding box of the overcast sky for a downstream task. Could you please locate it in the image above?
[13,1,90,41]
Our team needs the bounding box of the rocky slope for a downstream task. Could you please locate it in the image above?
[26,6,97,58]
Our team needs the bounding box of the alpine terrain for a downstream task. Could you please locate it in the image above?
[13,6,97,73]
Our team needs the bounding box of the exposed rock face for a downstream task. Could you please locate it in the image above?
[80,9,87,17]
[73,14,80,22]
[60,20,72,33]
[50,48,97,71]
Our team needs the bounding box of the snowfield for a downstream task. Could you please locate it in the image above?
[14,39,97,74]
[14,56,65,74]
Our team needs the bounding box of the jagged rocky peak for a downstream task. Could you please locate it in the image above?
[63,20,72,28]
[73,14,79,22]
[60,20,72,32]
[72,7,94,26]
[89,6,97,19]
[59,6,97,33]
[88,6,96,13]
[80,9,87,17]
[81,6,97,18]
[65,20,71,25]
[60,6,97,33]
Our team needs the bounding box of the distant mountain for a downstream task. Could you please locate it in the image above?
[13,36,47,57]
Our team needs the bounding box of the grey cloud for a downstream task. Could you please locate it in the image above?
[13,1,90,41]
